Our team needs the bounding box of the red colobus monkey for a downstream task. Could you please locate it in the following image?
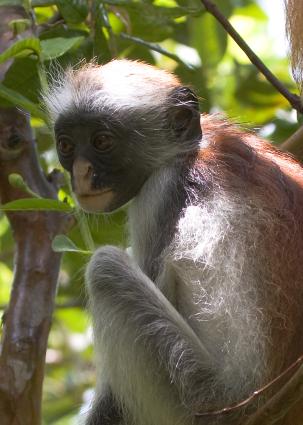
[44,59,303,425]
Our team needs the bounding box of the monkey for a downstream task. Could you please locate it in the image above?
[44,59,303,425]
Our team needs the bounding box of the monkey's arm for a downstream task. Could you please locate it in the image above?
[86,246,215,425]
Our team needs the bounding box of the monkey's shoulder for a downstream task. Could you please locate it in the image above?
[195,114,303,212]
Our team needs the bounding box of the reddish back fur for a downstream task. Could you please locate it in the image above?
[198,115,303,424]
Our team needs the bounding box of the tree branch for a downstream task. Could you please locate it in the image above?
[119,32,193,69]
[200,0,303,115]
[0,111,68,425]
[280,125,303,159]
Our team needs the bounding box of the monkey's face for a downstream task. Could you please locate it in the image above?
[55,111,150,213]
[47,61,203,213]
[53,80,202,214]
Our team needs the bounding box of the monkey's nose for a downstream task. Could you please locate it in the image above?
[72,157,94,195]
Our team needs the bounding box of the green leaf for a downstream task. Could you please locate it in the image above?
[9,19,31,35]
[0,38,41,64]
[9,173,33,191]
[0,198,73,212]
[56,0,88,24]
[8,173,40,198]
[0,84,47,121]
[2,57,41,104]
[52,234,91,254]
[234,66,289,109]
[119,4,186,42]
[41,36,85,60]
[215,0,234,17]
[190,14,227,68]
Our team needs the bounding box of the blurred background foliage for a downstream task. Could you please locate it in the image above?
[0,0,299,423]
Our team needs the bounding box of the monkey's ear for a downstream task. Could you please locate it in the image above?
[168,86,202,143]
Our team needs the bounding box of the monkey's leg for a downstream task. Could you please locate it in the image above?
[86,246,215,425]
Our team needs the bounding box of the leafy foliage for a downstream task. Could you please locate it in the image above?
[0,0,299,423]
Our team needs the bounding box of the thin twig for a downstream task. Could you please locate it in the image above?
[200,0,303,114]
[195,355,303,417]
[119,32,194,70]
[244,362,303,425]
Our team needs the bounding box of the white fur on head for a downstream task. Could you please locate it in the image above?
[43,59,181,122]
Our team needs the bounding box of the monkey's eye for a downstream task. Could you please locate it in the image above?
[92,134,113,152]
[56,136,74,156]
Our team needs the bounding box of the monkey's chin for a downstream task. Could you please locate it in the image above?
[76,190,115,213]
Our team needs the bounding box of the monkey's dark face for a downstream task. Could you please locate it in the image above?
[55,111,151,213]
[54,85,202,213]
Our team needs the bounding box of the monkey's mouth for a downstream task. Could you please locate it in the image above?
[76,189,114,213]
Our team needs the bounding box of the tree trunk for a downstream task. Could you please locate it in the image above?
[0,6,69,424]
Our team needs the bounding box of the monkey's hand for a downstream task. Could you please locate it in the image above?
[85,244,163,329]
[86,245,137,293]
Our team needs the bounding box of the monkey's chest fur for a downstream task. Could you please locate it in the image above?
[128,164,276,407]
